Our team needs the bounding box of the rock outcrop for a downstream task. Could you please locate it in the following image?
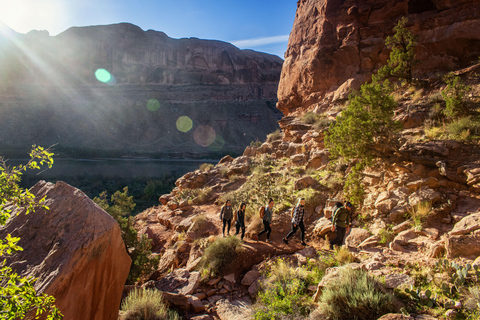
[277,0,480,115]
[0,23,283,158]
[0,181,131,320]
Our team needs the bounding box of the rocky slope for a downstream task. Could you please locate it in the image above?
[277,0,480,115]
[0,23,283,158]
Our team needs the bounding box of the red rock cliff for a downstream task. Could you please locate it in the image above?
[277,0,480,115]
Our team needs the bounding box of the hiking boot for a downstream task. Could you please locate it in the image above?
[266,239,270,243]
[282,238,288,244]
[301,241,307,246]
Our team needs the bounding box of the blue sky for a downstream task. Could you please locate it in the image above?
[0,0,297,58]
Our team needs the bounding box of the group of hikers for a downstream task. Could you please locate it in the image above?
[219,197,354,249]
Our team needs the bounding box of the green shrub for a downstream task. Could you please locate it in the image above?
[199,163,214,172]
[445,117,480,140]
[333,246,354,265]
[94,188,159,284]
[254,259,315,320]
[442,73,472,118]
[199,236,242,276]
[314,268,394,320]
[301,112,320,125]
[250,139,263,148]
[266,129,283,142]
[406,201,431,231]
[120,288,178,320]
[378,228,396,245]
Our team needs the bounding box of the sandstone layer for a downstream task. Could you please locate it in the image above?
[0,23,283,158]
[277,0,480,115]
[0,181,131,320]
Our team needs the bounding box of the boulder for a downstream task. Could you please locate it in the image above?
[216,298,253,320]
[155,269,201,295]
[449,212,480,236]
[241,270,261,286]
[358,235,380,249]
[306,150,330,170]
[159,194,171,205]
[157,249,179,274]
[376,199,398,214]
[0,181,131,320]
[446,234,480,258]
[188,295,206,313]
[408,187,441,207]
[384,273,415,289]
[345,228,370,247]
[313,217,334,238]
[294,176,318,190]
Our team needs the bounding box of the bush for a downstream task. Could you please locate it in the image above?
[199,236,242,276]
[313,268,394,320]
[378,228,396,245]
[266,129,283,143]
[333,246,354,265]
[301,112,320,125]
[445,116,480,140]
[250,139,263,148]
[199,163,214,172]
[254,259,315,320]
[442,73,472,118]
[120,288,177,320]
[406,201,431,231]
[464,286,480,311]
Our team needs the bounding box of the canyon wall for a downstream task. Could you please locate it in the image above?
[0,23,283,158]
[277,0,480,115]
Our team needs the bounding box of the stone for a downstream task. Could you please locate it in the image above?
[345,228,371,247]
[162,291,189,309]
[290,154,306,164]
[168,202,179,210]
[190,315,212,320]
[365,261,384,271]
[473,256,480,266]
[208,277,221,286]
[0,181,131,320]
[159,194,171,205]
[294,176,318,190]
[216,298,253,320]
[446,234,480,258]
[376,199,398,214]
[392,220,412,233]
[384,273,415,289]
[392,229,417,246]
[188,295,206,313]
[449,212,480,236]
[224,274,236,283]
[155,268,201,295]
[358,235,380,248]
[389,206,408,224]
[208,295,222,304]
[206,288,218,297]
[248,276,264,298]
[408,187,441,207]
[194,292,207,300]
[157,249,179,274]
[427,241,446,258]
[313,217,334,237]
[241,270,261,286]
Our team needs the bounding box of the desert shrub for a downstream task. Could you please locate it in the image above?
[406,201,431,231]
[314,267,394,320]
[199,163,214,172]
[378,227,396,245]
[250,139,263,148]
[120,288,177,320]
[464,286,480,311]
[313,117,334,132]
[425,125,443,141]
[266,129,283,142]
[254,259,315,320]
[191,214,207,231]
[220,167,229,177]
[445,116,480,140]
[174,188,200,202]
[195,187,212,204]
[343,163,365,206]
[442,73,472,118]
[301,112,320,125]
[199,236,242,276]
[94,188,159,284]
[334,246,354,265]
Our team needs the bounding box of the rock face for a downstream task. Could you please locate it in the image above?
[0,23,283,158]
[0,181,131,320]
[277,0,480,115]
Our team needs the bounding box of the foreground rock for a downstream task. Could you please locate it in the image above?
[0,181,131,320]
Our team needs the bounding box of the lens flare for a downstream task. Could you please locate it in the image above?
[146,99,160,112]
[176,116,193,133]
[95,68,112,83]
[194,125,216,147]
[208,134,225,151]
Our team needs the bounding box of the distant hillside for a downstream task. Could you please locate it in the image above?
[0,23,283,158]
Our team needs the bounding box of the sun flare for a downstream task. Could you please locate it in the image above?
[0,0,68,35]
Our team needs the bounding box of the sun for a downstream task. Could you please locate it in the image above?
[0,0,69,35]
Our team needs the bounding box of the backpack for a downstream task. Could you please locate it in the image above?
[259,206,265,219]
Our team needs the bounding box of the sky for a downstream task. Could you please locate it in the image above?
[0,0,297,58]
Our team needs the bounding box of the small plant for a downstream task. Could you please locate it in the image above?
[250,139,263,148]
[333,246,354,265]
[404,286,436,308]
[199,236,242,276]
[301,111,320,124]
[199,163,214,172]
[445,117,480,140]
[425,126,443,141]
[266,129,283,142]
[442,73,472,118]
[120,288,174,320]
[314,268,394,320]
[406,201,431,231]
[378,227,396,245]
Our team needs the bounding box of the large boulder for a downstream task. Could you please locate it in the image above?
[449,212,480,236]
[345,228,370,247]
[446,234,480,258]
[0,181,131,320]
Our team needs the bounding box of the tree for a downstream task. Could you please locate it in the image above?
[378,17,418,83]
[0,146,63,320]
[94,187,159,284]
[441,72,472,118]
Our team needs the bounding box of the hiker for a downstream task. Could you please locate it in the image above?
[257,198,274,243]
[330,202,353,249]
[220,199,233,237]
[233,202,246,241]
[283,198,306,246]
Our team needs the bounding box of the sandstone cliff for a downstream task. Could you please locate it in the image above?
[0,23,283,158]
[277,0,480,115]
[0,181,131,320]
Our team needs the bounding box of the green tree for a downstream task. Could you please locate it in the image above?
[442,72,472,118]
[378,17,418,83]
[0,146,63,320]
[94,187,159,284]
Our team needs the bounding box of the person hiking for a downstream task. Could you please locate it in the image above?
[283,198,307,246]
[330,201,353,249]
[220,200,233,237]
[257,198,274,243]
[233,202,246,241]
